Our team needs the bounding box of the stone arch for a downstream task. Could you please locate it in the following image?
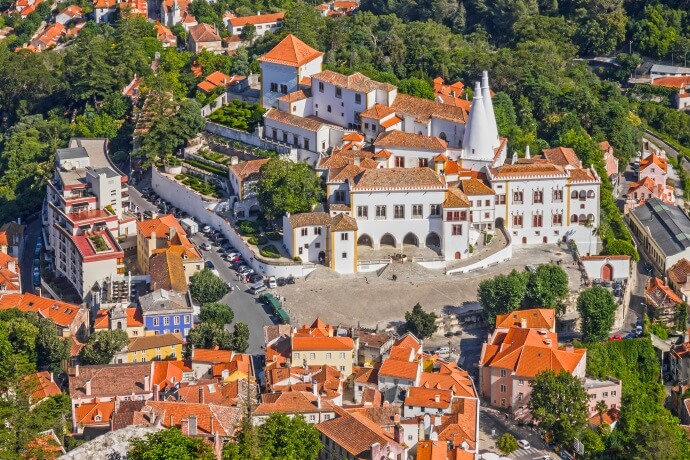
[439,132,447,141]
[403,232,419,247]
[495,217,505,229]
[380,233,396,247]
[357,234,373,247]
[248,205,261,216]
[425,232,441,248]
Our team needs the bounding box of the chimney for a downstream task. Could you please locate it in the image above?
[434,394,440,403]
[221,369,229,380]
[199,386,205,404]
[188,415,197,436]
[85,380,92,396]
[520,318,527,328]
[370,442,381,459]
[394,423,403,443]
[144,375,151,392]
[383,400,390,407]
[312,379,318,398]
[418,419,425,441]
[393,413,401,424]
[153,384,160,401]
[74,365,80,377]
[181,418,189,435]
[168,226,176,240]
[211,417,214,435]
[566,344,574,353]
[435,414,442,427]
[50,372,54,382]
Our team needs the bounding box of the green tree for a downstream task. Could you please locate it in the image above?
[239,24,256,44]
[404,303,437,339]
[129,427,215,460]
[524,264,569,312]
[496,433,519,454]
[577,286,617,342]
[185,322,234,356]
[630,418,689,460]
[35,317,70,373]
[604,239,640,262]
[189,268,228,304]
[231,322,250,353]
[477,270,528,325]
[200,302,234,326]
[73,110,123,140]
[79,329,129,365]
[529,370,588,446]
[398,77,435,99]
[255,158,325,222]
[103,93,131,119]
[579,427,605,457]
[258,413,322,460]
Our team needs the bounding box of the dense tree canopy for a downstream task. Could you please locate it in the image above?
[79,329,130,365]
[200,302,235,326]
[404,303,438,339]
[577,286,618,342]
[524,264,569,312]
[189,269,228,304]
[129,427,215,460]
[478,269,528,325]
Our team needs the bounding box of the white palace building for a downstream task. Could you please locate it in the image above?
[258,35,601,274]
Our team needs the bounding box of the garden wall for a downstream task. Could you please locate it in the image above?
[446,228,514,275]
[205,122,292,156]
[152,168,318,278]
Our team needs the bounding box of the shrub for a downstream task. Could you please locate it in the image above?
[497,433,519,455]
[266,231,281,241]
[184,158,227,176]
[237,220,259,235]
[247,235,268,245]
[260,244,281,258]
[293,256,302,262]
[208,100,266,132]
[175,174,185,180]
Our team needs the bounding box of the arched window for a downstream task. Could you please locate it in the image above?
[579,190,586,200]
[579,214,587,223]
[587,213,595,223]
[327,105,332,113]
[571,214,578,223]
[439,132,447,141]
[571,191,578,199]
[587,190,595,198]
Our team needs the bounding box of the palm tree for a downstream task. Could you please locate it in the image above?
[584,218,598,256]
[595,400,609,425]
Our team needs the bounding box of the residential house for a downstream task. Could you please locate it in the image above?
[22,371,61,406]
[30,22,65,51]
[138,289,194,338]
[316,407,408,460]
[93,304,145,338]
[176,378,259,408]
[599,141,619,189]
[416,440,475,460]
[353,366,380,404]
[266,364,344,406]
[457,177,496,234]
[433,76,471,111]
[645,277,682,328]
[27,429,66,459]
[190,348,233,378]
[651,75,690,110]
[253,390,336,425]
[0,292,89,339]
[187,23,222,54]
[579,255,631,283]
[650,64,690,80]
[212,353,254,382]
[113,333,184,364]
[377,334,424,398]
[196,71,246,94]
[0,251,21,294]
[479,326,586,419]
[584,377,622,429]
[354,330,394,366]
[291,318,357,376]
[44,138,137,305]
[668,258,690,302]
[154,22,177,48]
[0,221,25,258]
[495,308,556,333]
[627,177,675,207]
[670,384,690,425]
[56,5,82,25]
[629,199,690,272]
[228,12,284,37]
[136,214,201,280]
[228,159,269,218]
[148,250,188,292]
[160,0,196,29]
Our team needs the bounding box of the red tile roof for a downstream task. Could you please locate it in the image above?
[495,309,555,331]
[292,335,355,351]
[137,214,186,239]
[230,159,269,181]
[317,407,402,457]
[669,258,690,286]
[652,76,690,89]
[192,348,233,363]
[640,152,668,173]
[374,130,447,151]
[74,401,115,425]
[405,387,452,408]
[258,34,323,67]
[22,371,61,402]
[0,293,83,328]
[645,277,682,307]
[540,147,581,168]
[145,401,241,436]
[255,390,334,415]
[188,23,220,43]
[229,12,284,27]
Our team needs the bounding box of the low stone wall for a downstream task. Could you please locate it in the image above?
[205,122,292,155]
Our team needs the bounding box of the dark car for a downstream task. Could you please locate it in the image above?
[444,331,454,338]
[205,261,214,269]
[276,277,287,287]
[249,274,263,284]
[286,275,295,284]
[33,267,40,285]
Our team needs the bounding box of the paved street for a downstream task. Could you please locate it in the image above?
[479,407,560,460]
[19,216,42,294]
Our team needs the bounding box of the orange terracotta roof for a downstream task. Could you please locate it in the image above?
[354,366,379,385]
[361,104,397,120]
[259,34,323,67]
[351,167,446,191]
[255,390,333,415]
[645,277,682,307]
[374,149,392,159]
[391,93,468,124]
[405,387,452,408]
[490,159,566,179]
[26,431,65,459]
[588,408,620,427]
[0,232,8,247]
[0,293,82,328]
[416,440,451,460]
[74,401,115,425]
[342,132,364,142]
[152,360,192,390]
[640,152,667,173]
[380,116,403,129]
[137,214,186,239]
[177,379,255,405]
[541,147,581,168]
[145,401,240,436]
[495,309,555,331]
[230,12,284,27]
[457,178,494,196]
[22,371,61,402]
[435,94,472,111]
[69,336,85,357]
[230,159,269,181]
[292,335,354,351]
[668,259,690,286]
[317,408,400,457]
[264,108,325,132]
[212,353,252,378]
[652,76,690,89]
[278,89,311,103]
[192,348,233,363]
[313,70,387,93]
[188,23,220,42]
[395,333,422,352]
[379,358,419,380]
[149,250,187,293]
[374,130,447,151]
[443,188,471,208]
[569,168,598,182]
[0,252,19,290]
[419,362,476,398]
[388,345,414,361]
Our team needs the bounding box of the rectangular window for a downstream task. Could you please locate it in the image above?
[341,233,348,241]
[452,225,462,236]
[355,93,362,104]
[412,204,423,218]
[280,84,288,94]
[513,191,523,204]
[513,215,523,227]
[485,199,491,206]
[495,194,506,204]
[518,392,524,401]
[319,82,324,92]
[375,206,386,219]
[603,392,609,397]
[184,315,191,323]
[533,214,543,227]
[339,352,345,359]
[533,190,543,204]
[153,318,159,326]
[500,369,507,377]
[500,384,506,393]
[315,242,320,248]
[174,316,180,325]
[341,252,347,258]
[304,139,310,150]
[309,414,316,422]
[518,378,524,385]
[484,212,491,218]
[394,205,405,219]
[395,156,405,167]
[335,87,342,98]
[418,158,428,168]
[301,228,308,236]
[309,353,315,359]
[270,82,278,92]
[357,206,368,219]
[553,214,563,225]
[334,190,346,202]
[314,227,322,235]
[430,204,441,216]
[611,391,616,396]
[294,353,300,359]
[326,353,332,359]
[553,189,563,202]
[293,135,299,146]
[283,132,288,143]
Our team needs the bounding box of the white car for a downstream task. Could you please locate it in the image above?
[267,276,277,289]
[517,439,530,449]
[202,225,211,233]
[200,243,212,251]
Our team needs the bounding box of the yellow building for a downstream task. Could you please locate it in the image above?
[290,318,357,377]
[114,333,184,364]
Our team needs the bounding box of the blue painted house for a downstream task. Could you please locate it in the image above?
[138,289,194,338]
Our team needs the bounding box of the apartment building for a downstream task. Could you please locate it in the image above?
[113,333,184,364]
[290,318,357,376]
[45,138,136,305]
[138,289,194,338]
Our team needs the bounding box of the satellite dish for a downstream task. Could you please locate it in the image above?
[423,414,431,430]
[62,161,74,171]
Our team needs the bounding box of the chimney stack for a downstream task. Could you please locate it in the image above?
[144,375,151,392]
[520,318,527,328]
[566,343,574,353]
[50,372,54,383]
[199,386,205,404]
[312,379,318,398]
[85,380,92,396]
[435,414,442,427]
[434,394,440,403]
[418,419,425,441]
[153,384,160,401]
[74,365,80,377]
[188,415,197,436]
[181,418,189,435]
[393,423,403,443]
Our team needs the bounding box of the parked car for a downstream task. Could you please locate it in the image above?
[205,261,214,269]
[276,277,287,287]
[202,225,211,233]
[517,440,530,449]
[526,264,536,272]
[267,276,277,289]
[201,243,212,251]
[33,267,40,285]
[624,331,637,339]
[609,334,623,341]
[286,275,295,284]
[249,282,266,295]
[249,274,263,284]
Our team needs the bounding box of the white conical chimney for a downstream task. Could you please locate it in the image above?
[525,145,531,159]
[462,82,494,161]
[481,71,500,148]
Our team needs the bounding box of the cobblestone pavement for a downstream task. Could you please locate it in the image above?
[273,245,578,328]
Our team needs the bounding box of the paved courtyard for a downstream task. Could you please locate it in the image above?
[273,244,580,328]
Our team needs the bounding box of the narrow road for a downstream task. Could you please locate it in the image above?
[644,129,690,170]
[20,217,42,294]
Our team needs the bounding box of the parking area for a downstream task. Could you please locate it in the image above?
[272,244,579,328]
[479,407,561,460]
